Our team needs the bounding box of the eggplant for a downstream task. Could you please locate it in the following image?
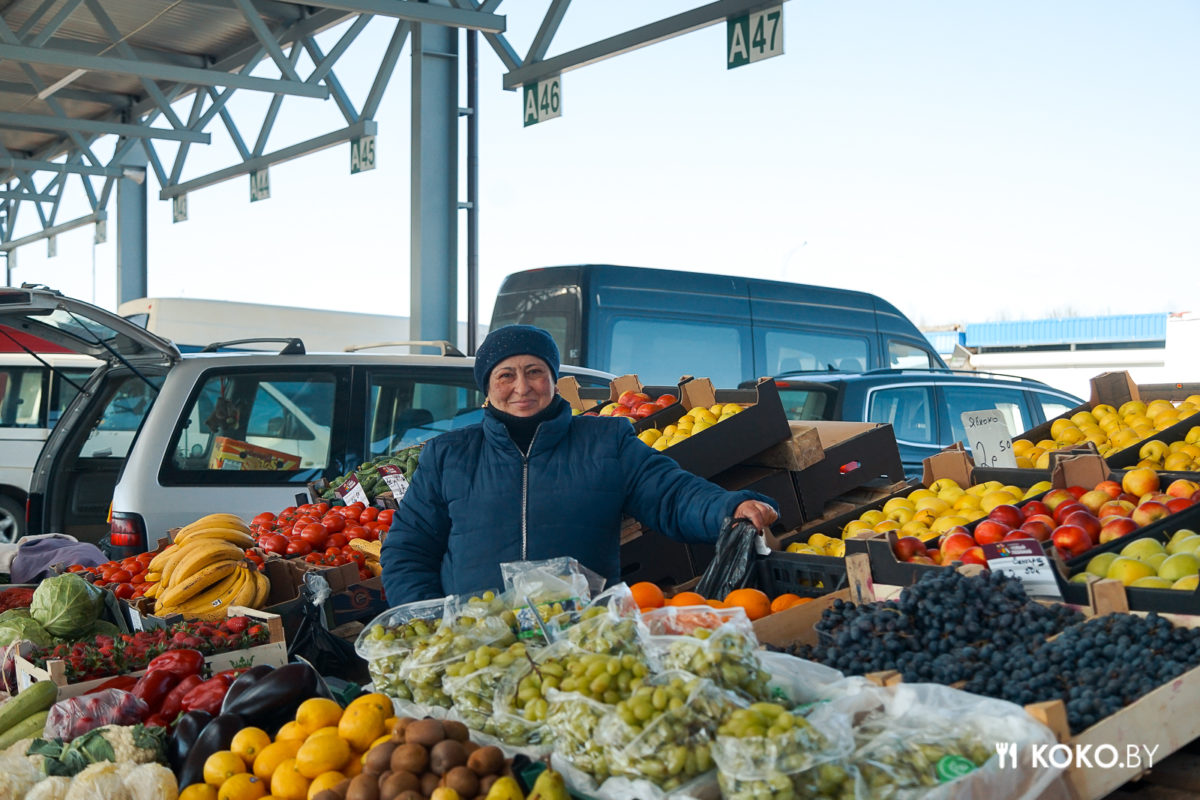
[219,663,276,714]
[168,710,212,774]
[221,661,329,735]
[178,712,244,789]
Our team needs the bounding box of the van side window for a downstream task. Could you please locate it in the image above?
[49,369,94,426]
[887,340,936,369]
[78,376,163,458]
[942,386,1030,453]
[0,367,44,427]
[610,319,742,387]
[868,387,934,444]
[368,371,484,456]
[761,331,869,375]
[170,372,336,471]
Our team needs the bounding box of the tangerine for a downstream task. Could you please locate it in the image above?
[180,785,219,800]
[705,599,729,609]
[724,588,771,620]
[253,741,302,782]
[630,581,665,609]
[666,591,706,606]
[204,751,247,786]
[217,773,268,800]
[269,758,310,800]
[230,727,272,767]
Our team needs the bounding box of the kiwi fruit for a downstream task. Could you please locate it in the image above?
[392,717,414,742]
[466,745,504,777]
[345,774,380,800]
[395,792,423,800]
[365,741,397,775]
[429,739,468,776]
[443,765,480,798]
[390,743,429,776]
[312,791,341,800]
[462,740,480,757]
[421,771,442,796]
[379,771,421,798]
[404,718,446,748]
[478,774,499,795]
[334,778,352,796]
[442,719,470,742]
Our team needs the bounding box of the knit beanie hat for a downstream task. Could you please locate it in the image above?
[474,324,561,391]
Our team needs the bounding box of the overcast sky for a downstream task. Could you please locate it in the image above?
[7,0,1199,331]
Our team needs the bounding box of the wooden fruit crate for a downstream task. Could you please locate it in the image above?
[14,606,287,701]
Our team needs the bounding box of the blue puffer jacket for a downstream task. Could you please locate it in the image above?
[381,401,776,604]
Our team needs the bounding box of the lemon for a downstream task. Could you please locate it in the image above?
[204,751,246,787]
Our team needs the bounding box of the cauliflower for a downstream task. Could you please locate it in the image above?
[27,775,71,800]
[0,749,45,798]
[65,761,133,800]
[122,763,177,800]
[30,725,166,777]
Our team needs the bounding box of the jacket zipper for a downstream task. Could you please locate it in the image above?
[520,425,542,560]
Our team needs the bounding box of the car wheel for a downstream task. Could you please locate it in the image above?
[0,495,24,544]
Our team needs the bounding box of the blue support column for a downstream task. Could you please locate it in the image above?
[410,12,458,344]
[116,147,148,304]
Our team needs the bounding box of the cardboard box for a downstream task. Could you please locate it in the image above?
[791,421,907,521]
[209,435,302,471]
[711,465,804,532]
[15,606,287,700]
[656,377,793,479]
[742,421,825,472]
[326,576,388,627]
[261,557,358,633]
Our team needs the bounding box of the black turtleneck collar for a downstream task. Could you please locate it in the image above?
[485,395,568,455]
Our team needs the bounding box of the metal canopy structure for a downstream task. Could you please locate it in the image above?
[0,0,782,339]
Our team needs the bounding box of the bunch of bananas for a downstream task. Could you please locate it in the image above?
[144,513,270,619]
[349,538,383,576]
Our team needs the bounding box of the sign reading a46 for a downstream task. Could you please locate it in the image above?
[523,76,562,127]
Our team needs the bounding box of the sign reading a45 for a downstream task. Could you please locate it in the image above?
[523,76,562,127]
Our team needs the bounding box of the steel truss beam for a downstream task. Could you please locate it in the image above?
[0,210,105,252]
[275,0,504,32]
[0,110,210,143]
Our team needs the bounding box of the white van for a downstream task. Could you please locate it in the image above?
[0,343,99,542]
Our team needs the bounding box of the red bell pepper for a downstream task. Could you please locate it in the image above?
[84,674,139,694]
[158,673,204,720]
[130,669,180,715]
[179,673,234,716]
[144,648,205,679]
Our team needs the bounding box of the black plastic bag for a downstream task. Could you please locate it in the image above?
[695,517,761,600]
[286,580,365,680]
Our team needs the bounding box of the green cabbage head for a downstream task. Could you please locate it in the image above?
[29,573,103,638]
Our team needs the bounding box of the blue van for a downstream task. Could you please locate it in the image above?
[491,265,946,387]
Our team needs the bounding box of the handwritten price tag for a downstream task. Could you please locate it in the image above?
[961,409,1016,468]
[379,464,410,500]
[334,473,370,506]
[981,540,1063,600]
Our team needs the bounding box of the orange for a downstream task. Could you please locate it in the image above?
[269,758,310,800]
[180,785,219,800]
[294,698,342,735]
[306,771,346,800]
[337,703,387,752]
[346,692,392,718]
[770,593,805,613]
[230,727,272,767]
[218,773,268,800]
[705,599,729,609]
[295,733,351,778]
[724,588,771,620]
[274,721,308,743]
[666,591,706,607]
[204,751,247,786]
[630,581,665,609]
[253,741,302,781]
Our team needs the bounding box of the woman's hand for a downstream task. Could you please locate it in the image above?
[735,500,778,531]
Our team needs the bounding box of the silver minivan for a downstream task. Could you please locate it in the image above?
[1,287,615,554]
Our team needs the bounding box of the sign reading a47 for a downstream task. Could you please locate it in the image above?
[523,76,562,127]
[727,6,784,69]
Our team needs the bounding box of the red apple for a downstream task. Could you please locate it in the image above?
[1066,485,1089,500]
[1004,530,1035,542]
[893,536,928,562]
[611,405,635,418]
[618,390,651,408]
[1098,516,1138,543]
[928,549,943,565]
[632,403,658,419]
[1095,480,1124,499]
[655,394,677,407]
[1053,502,1087,525]
[973,519,1012,546]
[988,504,1024,529]
[940,532,976,563]
[1131,500,1171,528]
[960,546,989,567]
[1018,519,1054,542]
[1024,513,1056,529]
[1043,488,1077,511]
[1097,499,1136,518]
[1051,524,1093,559]
[1021,500,1052,520]
[1167,496,1195,514]
[1062,510,1102,540]
[1077,490,1112,515]
[909,555,938,565]
[942,525,971,538]
[1118,492,1141,505]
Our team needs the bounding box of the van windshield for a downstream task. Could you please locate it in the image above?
[491,285,582,365]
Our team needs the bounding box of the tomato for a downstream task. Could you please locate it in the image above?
[326,533,348,549]
[321,514,345,533]
[299,523,328,548]
[344,502,366,515]
[359,507,380,524]
[285,539,312,556]
[346,551,366,566]
[357,527,378,542]
[253,512,277,526]
[121,557,140,570]
[313,502,331,515]
[137,551,156,564]
[294,514,319,529]
[377,509,395,526]
[130,572,146,585]
[343,526,365,541]
[66,564,85,573]
[93,579,109,587]
[305,553,323,564]
[258,533,289,555]
[279,506,297,517]
[109,569,133,583]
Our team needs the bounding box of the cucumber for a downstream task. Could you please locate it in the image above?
[0,680,56,737]
[0,709,49,750]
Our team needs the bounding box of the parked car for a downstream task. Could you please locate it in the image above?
[747,368,1084,478]
[1,286,615,555]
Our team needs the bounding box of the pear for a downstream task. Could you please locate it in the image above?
[484,776,526,800]
[528,767,570,800]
